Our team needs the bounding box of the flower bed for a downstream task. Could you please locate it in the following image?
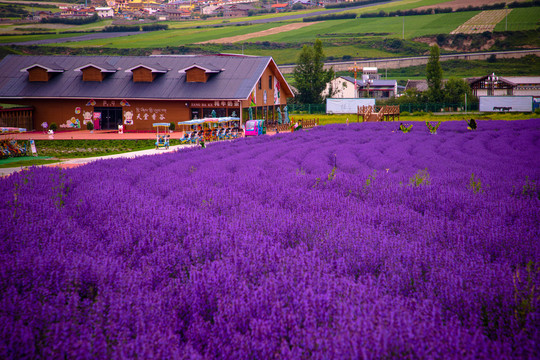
[1,120,538,358]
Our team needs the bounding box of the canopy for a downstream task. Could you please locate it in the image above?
[152,123,170,127]
[178,117,240,125]
[178,119,206,125]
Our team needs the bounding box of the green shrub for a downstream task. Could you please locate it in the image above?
[409,168,431,187]
[412,111,426,116]
[141,24,168,31]
[49,122,58,132]
[169,122,175,131]
[400,111,410,116]
[86,121,94,131]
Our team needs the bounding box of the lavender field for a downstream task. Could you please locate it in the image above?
[1,120,539,359]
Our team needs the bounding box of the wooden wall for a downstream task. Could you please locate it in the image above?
[241,65,288,109]
[186,68,208,83]
[132,68,156,83]
[28,68,51,82]
[4,99,190,131]
[0,108,33,129]
[82,67,104,82]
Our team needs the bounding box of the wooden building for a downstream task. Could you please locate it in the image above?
[0,55,294,131]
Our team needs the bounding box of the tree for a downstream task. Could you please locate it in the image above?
[426,44,443,102]
[443,77,474,105]
[293,39,334,104]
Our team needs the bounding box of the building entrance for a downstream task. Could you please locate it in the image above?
[94,107,123,130]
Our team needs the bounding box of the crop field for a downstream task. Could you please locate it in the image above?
[1,120,538,358]
[247,11,477,43]
[493,6,540,31]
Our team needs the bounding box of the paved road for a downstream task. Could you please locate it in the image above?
[1,1,395,45]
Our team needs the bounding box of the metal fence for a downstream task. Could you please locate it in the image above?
[287,102,480,114]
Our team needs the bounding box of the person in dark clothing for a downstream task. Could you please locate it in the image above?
[466,118,477,130]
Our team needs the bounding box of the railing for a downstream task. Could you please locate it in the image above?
[299,118,319,129]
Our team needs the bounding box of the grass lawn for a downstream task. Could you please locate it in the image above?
[31,139,158,158]
[0,155,60,168]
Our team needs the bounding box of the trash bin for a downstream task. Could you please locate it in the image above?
[118,125,123,134]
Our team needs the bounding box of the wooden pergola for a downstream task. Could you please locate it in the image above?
[357,105,400,122]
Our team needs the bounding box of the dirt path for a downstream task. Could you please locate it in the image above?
[196,22,319,44]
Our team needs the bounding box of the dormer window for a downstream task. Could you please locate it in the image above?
[179,64,222,83]
[125,64,168,83]
[21,64,64,82]
[74,63,117,82]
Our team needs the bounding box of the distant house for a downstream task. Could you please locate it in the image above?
[404,79,429,93]
[161,9,191,20]
[222,4,252,18]
[33,11,53,20]
[201,4,220,15]
[405,75,540,98]
[95,7,114,17]
[271,3,289,12]
[60,7,94,18]
[469,75,540,97]
[293,0,314,5]
[323,76,398,99]
[0,54,294,131]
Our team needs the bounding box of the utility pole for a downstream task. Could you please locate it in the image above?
[505,5,508,31]
[348,61,361,98]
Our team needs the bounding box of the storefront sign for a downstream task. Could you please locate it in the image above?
[29,139,37,156]
[189,101,240,107]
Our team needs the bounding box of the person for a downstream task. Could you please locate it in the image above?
[199,137,206,148]
[466,118,477,130]
[426,120,441,134]
[399,123,413,133]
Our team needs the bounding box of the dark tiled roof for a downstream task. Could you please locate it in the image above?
[0,54,285,101]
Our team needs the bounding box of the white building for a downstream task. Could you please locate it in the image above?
[323,76,398,99]
[95,7,114,17]
[469,75,540,97]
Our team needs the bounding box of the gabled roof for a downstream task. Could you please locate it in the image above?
[74,62,117,73]
[20,63,64,73]
[178,63,222,74]
[469,74,516,87]
[125,64,168,73]
[405,79,428,92]
[0,54,293,101]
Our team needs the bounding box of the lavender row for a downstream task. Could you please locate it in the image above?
[1,120,539,359]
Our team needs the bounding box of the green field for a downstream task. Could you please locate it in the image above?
[57,22,284,48]
[493,6,540,31]
[0,0,538,67]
